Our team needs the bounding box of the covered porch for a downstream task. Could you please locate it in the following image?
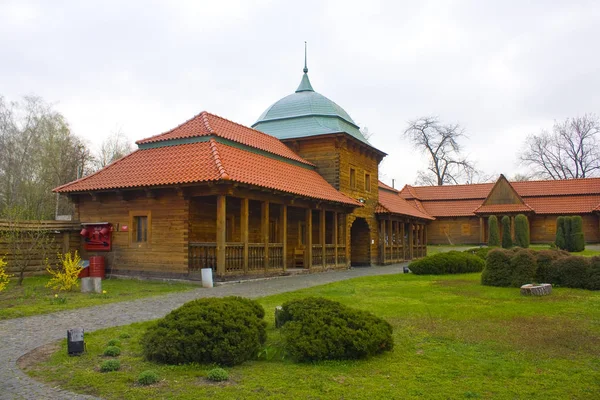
[188,193,352,277]
[378,217,427,264]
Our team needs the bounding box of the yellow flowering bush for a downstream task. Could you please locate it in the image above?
[0,256,11,292]
[46,251,83,291]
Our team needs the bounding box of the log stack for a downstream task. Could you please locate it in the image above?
[520,283,552,296]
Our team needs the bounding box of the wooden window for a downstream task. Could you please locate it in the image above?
[365,173,371,192]
[130,211,151,248]
[350,168,356,189]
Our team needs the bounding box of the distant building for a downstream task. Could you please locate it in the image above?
[400,174,600,244]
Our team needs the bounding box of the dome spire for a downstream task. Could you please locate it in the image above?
[296,41,314,92]
[303,41,308,73]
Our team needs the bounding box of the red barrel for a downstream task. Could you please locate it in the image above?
[89,256,105,279]
[78,266,89,278]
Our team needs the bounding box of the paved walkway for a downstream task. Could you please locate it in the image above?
[0,264,407,400]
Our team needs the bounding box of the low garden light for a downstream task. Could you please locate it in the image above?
[67,328,85,356]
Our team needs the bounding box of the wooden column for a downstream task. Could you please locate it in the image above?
[333,211,338,266]
[241,197,249,274]
[423,223,428,256]
[305,208,312,269]
[387,215,394,261]
[409,223,414,260]
[380,219,386,264]
[401,222,406,260]
[320,209,326,268]
[479,216,485,244]
[216,194,226,276]
[262,201,269,272]
[281,204,287,271]
[344,214,350,267]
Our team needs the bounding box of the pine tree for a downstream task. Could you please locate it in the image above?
[555,216,566,250]
[501,216,512,248]
[514,214,530,248]
[487,215,500,246]
[570,216,585,252]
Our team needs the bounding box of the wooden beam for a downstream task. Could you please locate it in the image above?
[262,201,269,272]
[401,221,405,260]
[409,223,414,260]
[305,208,312,269]
[320,209,326,269]
[387,215,393,263]
[333,211,338,267]
[216,194,226,276]
[423,223,428,256]
[479,216,485,244]
[380,219,386,264]
[510,216,516,241]
[241,197,249,274]
[281,204,287,271]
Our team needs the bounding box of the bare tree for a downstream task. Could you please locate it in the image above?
[519,114,600,180]
[404,116,479,185]
[0,95,90,219]
[511,173,532,182]
[94,128,134,169]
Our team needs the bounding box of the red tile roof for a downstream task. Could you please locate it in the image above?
[399,177,600,217]
[376,182,434,220]
[136,111,313,166]
[55,140,360,206]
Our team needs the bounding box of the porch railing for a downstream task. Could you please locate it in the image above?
[189,242,217,272]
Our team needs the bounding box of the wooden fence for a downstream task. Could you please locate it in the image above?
[0,220,81,276]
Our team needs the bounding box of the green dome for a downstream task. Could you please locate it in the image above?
[252,72,369,144]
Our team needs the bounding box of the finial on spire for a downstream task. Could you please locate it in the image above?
[303,41,308,74]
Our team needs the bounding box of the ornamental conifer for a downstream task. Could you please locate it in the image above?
[501,216,512,249]
[514,214,530,248]
[487,215,500,246]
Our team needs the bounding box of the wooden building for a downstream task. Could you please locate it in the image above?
[399,174,600,245]
[55,66,431,279]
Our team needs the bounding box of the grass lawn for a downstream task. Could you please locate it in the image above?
[0,275,197,320]
[24,273,600,399]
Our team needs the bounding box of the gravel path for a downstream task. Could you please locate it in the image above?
[0,264,407,400]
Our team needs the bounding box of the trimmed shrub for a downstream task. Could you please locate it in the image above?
[409,251,484,275]
[137,370,160,386]
[206,367,229,382]
[514,214,530,248]
[141,296,267,366]
[556,256,590,288]
[103,346,121,357]
[279,297,393,362]
[119,332,131,339]
[463,247,492,261]
[487,216,500,246]
[570,216,585,252]
[100,359,120,372]
[555,216,566,250]
[501,216,512,249]
[481,248,513,287]
[587,256,600,290]
[563,217,572,252]
[510,249,537,287]
[535,249,568,284]
[107,339,121,347]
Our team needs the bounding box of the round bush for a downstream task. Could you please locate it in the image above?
[409,251,484,275]
[100,359,120,372]
[137,370,160,386]
[141,296,266,366]
[107,339,121,347]
[481,248,513,287]
[556,256,590,288]
[510,249,537,287]
[279,297,393,362]
[119,332,131,339]
[206,367,229,382]
[535,250,567,283]
[587,256,600,290]
[103,346,121,357]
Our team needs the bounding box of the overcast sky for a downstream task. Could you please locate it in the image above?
[2,0,599,187]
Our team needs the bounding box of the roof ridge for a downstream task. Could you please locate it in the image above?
[135,111,209,145]
[512,176,600,184]
[201,111,215,134]
[53,150,139,192]
[209,139,230,180]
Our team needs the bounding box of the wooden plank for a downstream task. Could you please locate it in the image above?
[409,223,414,260]
[479,217,485,243]
[333,211,338,266]
[387,215,393,263]
[320,209,326,267]
[241,197,249,274]
[305,208,312,269]
[216,194,226,276]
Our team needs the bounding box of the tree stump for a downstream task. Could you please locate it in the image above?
[520,283,552,296]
